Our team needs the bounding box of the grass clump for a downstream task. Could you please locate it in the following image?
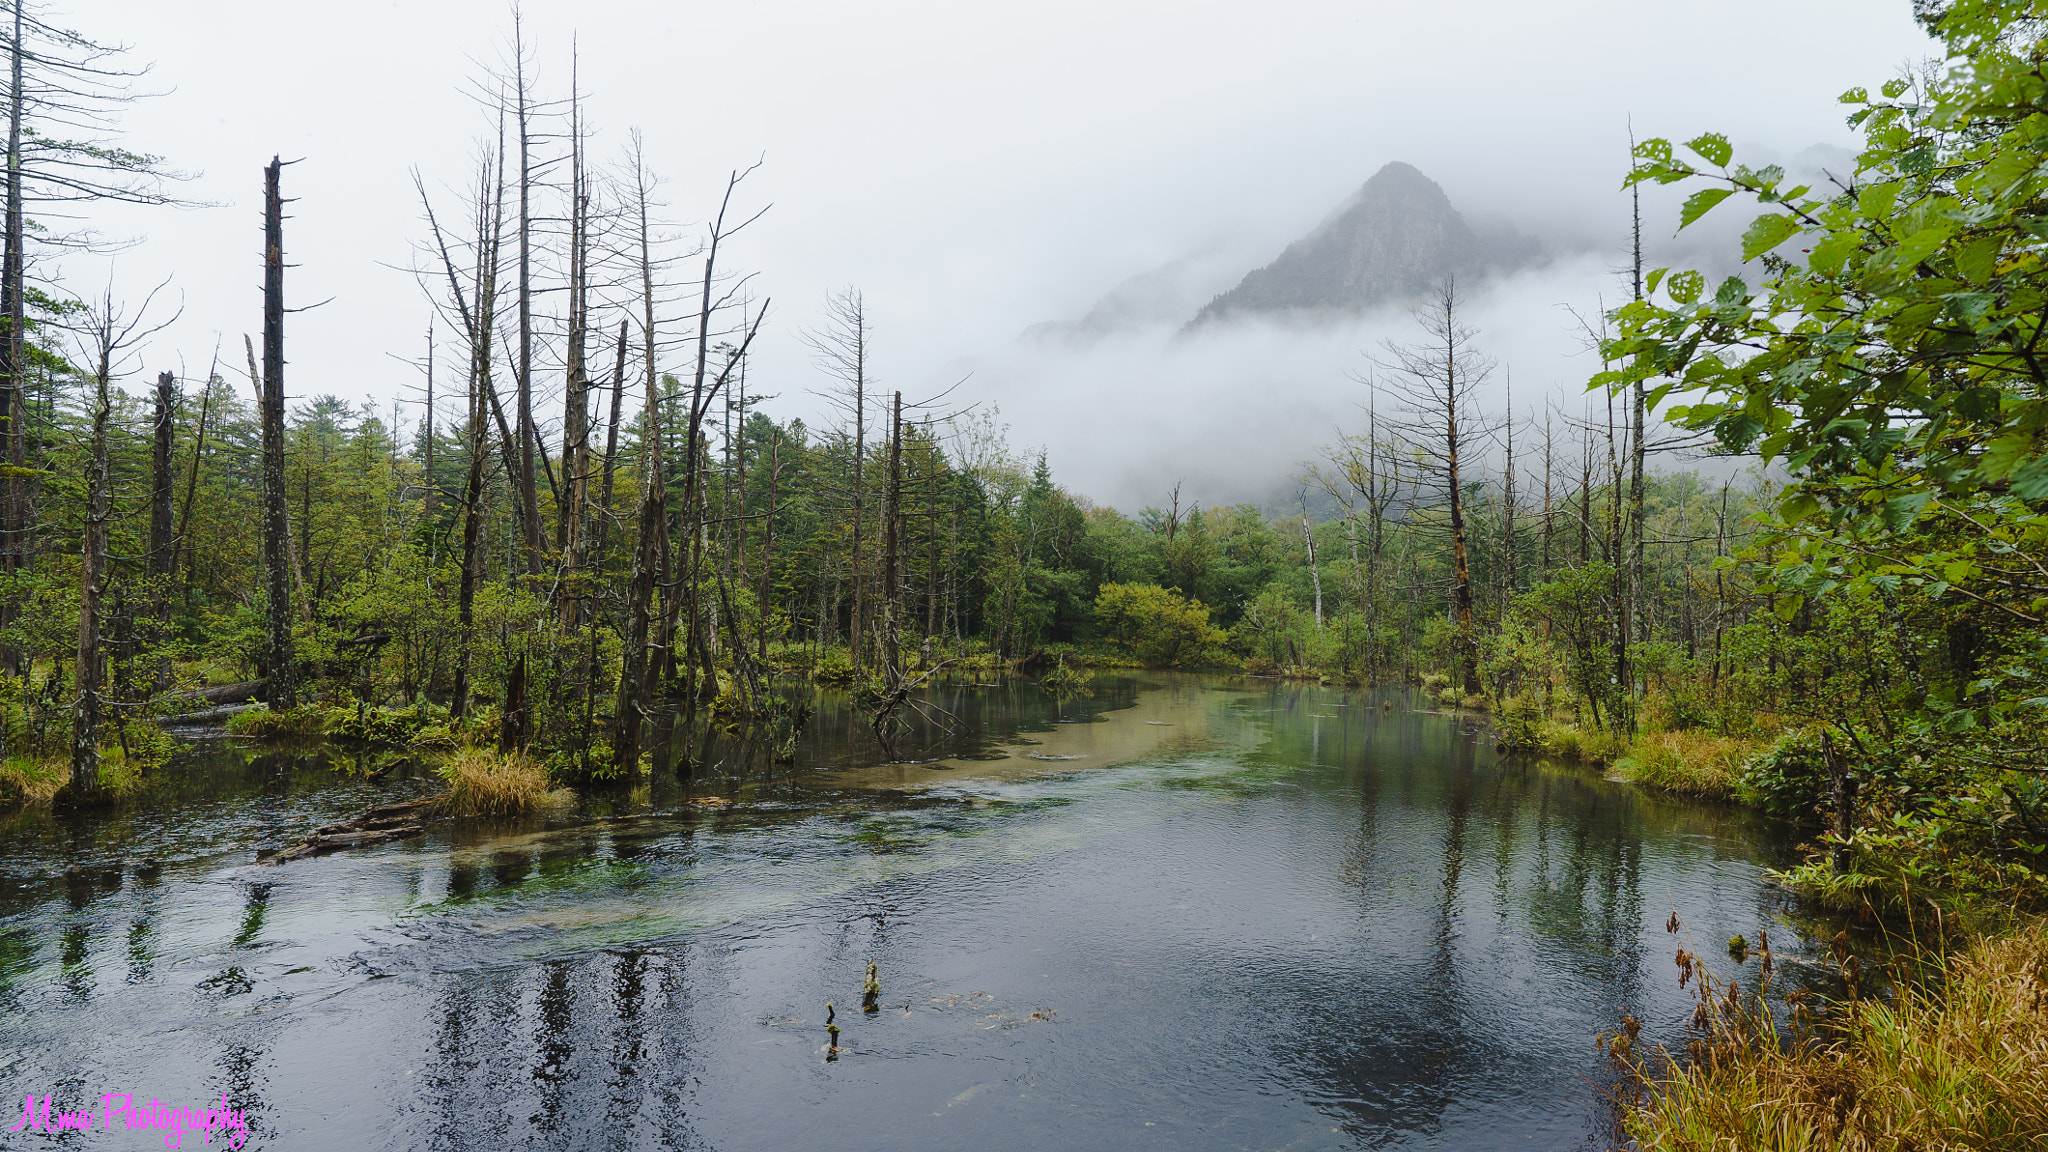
[436,747,571,816]
[0,754,65,804]
[1618,921,2048,1151]
[1536,721,1627,765]
[1613,731,1765,800]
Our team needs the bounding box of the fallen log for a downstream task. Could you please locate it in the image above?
[177,680,268,706]
[154,702,261,728]
[261,795,442,865]
[269,825,423,863]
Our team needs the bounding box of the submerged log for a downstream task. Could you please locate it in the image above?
[261,796,440,865]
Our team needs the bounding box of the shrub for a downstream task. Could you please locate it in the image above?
[1737,726,1832,823]
[1093,583,1228,667]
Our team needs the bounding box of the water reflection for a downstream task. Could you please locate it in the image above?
[0,673,1828,1151]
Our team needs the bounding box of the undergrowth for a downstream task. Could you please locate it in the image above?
[1613,918,2048,1151]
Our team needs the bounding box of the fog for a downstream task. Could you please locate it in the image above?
[56,0,1931,507]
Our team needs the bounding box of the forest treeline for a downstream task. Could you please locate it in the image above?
[0,0,2042,935]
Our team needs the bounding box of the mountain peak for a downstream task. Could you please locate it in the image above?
[1188,162,1513,327]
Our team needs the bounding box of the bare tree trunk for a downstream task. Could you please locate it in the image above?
[144,369,176,692]
[70,367,110,798]
[176,373,212,595]
[881,390,902,683]
[511,14,542,577]
[1300,498,1322,630]
[0,3,25,676]
[760,432,779,664]
[616,145,668,769]
[260,157,298,710]
[556,85,591,628]
[595,316,628,559]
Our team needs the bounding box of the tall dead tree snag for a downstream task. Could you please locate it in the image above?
[614,142,668,773]
[64,282,172,801]
[881,390,903,682]
[70,356,111,798]
[144,369,177,691]
[1381,279,1491,699]
[260,156,297,709]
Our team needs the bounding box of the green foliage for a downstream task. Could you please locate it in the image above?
[1092,582,1228,667]
[1605,0,2048,733]
[1737,727,1833,823]
[226,703,328,740]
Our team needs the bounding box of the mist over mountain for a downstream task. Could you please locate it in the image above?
[1188,161,1537,327]
[1025,162,1543,347]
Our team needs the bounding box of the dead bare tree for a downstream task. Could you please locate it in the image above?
[258,156,298,710]
[1378,278,1493,698]
[65,278,174,802]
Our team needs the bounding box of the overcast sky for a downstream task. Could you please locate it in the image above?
[65,0,1933,508]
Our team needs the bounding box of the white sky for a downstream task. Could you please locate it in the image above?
[62,0,1933,507]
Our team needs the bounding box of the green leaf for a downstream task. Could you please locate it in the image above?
[1881,77,1911,99]
[1741,212,1802,260]
[1953,235,2000,284]
[1680,188,1734,229]
[2009,454,2048,500]
[1890,223,1954,270]
[1808,232,1861,277]
[1686,132,1733,167]
[1666,270,1705,304]
[1778,490,1820,523]
[1858,182,1900,221]
[1645,267,1667,295]
[1880,492,1929,531]
[1839,86,1870,105]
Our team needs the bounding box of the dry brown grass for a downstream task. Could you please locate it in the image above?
[436,748,571,816]
[1624,921,2048,1151]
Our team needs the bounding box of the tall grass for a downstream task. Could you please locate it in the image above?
[1613,731,1764,800]
[0,754,66,804]
[1621,921,2048,1150]
[436,748,569,816]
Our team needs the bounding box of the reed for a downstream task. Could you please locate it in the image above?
[1619,921,2048,1151]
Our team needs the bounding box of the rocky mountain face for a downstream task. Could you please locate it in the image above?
[1187,161,1520,328]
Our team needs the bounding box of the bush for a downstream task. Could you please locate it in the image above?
[1737,726,1832,823]
[1539,722,1627,765]
[1093,583,1228,667]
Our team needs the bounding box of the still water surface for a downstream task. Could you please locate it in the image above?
[0,674,1819,1150]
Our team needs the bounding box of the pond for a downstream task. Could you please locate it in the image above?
[0,673,1827,1151]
